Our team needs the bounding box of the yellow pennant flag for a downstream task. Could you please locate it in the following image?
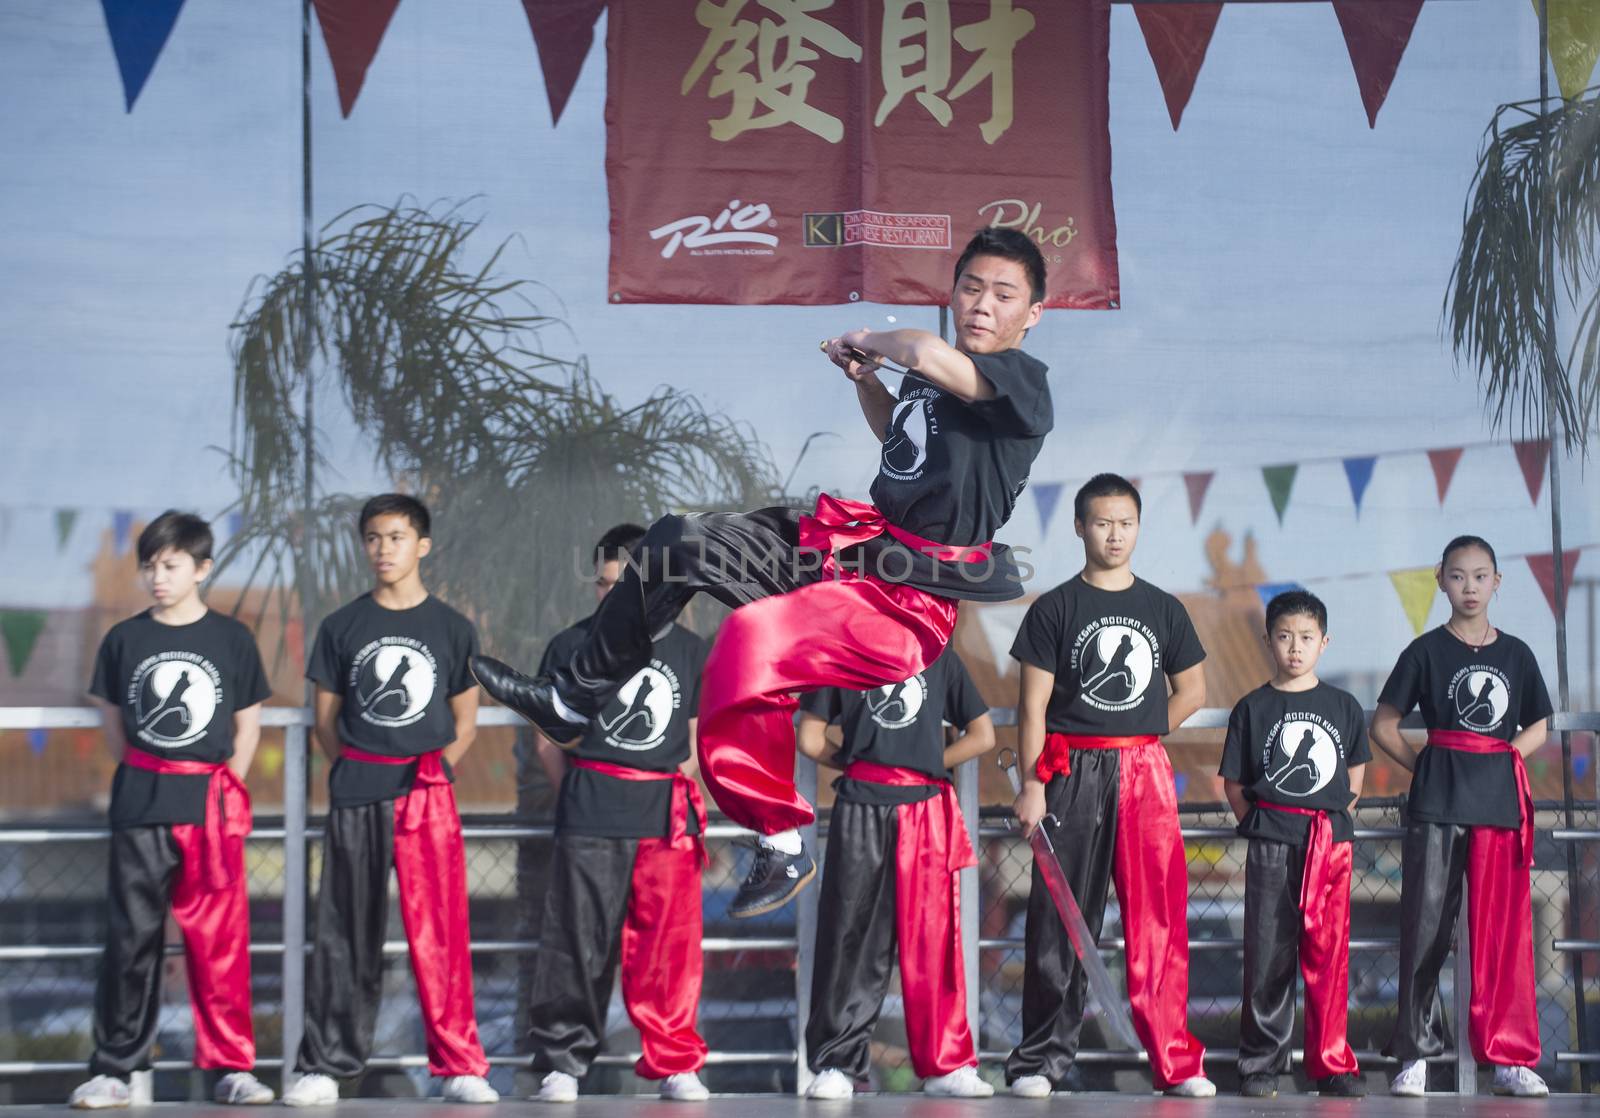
[1389,567,1439,637]
[1536,0,1600,100]
[256,743,285,780]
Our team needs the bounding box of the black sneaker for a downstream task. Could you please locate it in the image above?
[1318,1074,1367,1097]
[729,843,816,918]
[1240,1074,1278,1098]
[470,655,582,744]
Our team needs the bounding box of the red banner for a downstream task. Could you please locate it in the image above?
[606,0,1117,308]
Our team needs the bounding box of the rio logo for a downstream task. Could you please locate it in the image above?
[649,199,779,259]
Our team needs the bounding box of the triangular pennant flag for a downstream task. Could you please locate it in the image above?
[1262,464,1298,525]
[1032,482,1065,535]
[0,610,47,678]
[1128,477,1143,493]
[1332,0,1424,127]
[974,603,1032,673]
[1256,581,1305,611]
[1342,455,1377,515]
[257,744,285,779]
[1182,471,1214,525]
[311,0,403,117]
[1514,438,1551,505]
[1539,0,1600,101]
[1132,2,1224,130]
[1426,447,1463,506]
[227,511,244,539]
[75,729,98,760]
[99,0,187,111]
[1527,550,1581,619]
[55,509,78,553]
[26,729,48,757]
[112,511,134,556]
[1389,567,1438,637]
[520,0,607,125]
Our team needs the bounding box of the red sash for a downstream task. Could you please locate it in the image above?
[341,746,454,833]
[1427,729,1536,867]
[1256,802,1337,932]
[121,749,252,891]
[571,757,708,863]
[798,493,993,565]
[1036,732,1162,784]
[843,761,976,872]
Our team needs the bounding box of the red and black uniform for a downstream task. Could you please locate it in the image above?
[1220,682,1369,1081]
[1005,575,1207,1089]
[799,646,989,1082]
[537,351,1051,834]
[1379,627,1551,1068]
[528,618,710,1082]
[295,593,489,1081]
[86,609,272,1080]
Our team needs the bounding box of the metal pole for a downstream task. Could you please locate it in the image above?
[793,755,820,1096]
[281,721,309,1089]
[1455,888,1476,1094]
[957,760,980,1049]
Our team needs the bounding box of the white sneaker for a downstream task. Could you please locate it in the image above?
[1010,1074,1052,1098]
[924,1065,994,1098]
[215,1071,274,1105]
[536,1071,579,1103]
[68,1076,130,1109]
[1390,1059,1426,1097]
[1492,1065,1549,1098]
[282,1073,339,1108]
[659,1072,709,1101]
[806,1069,854,1100]
[1164,1076,1217,1098]
[441,1076,499,1104]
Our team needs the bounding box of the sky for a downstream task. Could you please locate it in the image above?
[0,0,1595,701]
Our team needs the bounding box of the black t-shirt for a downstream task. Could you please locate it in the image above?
[799,646,989,805]
[307,593,479,808]
[1010,575,1206,735]
[1219,682,1371,844]
[869,348,1052,548]
[543,619,709,839]
[1378,626,1552,828]
[89,609,272,829]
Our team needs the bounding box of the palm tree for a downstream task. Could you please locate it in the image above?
[212,199,780,669]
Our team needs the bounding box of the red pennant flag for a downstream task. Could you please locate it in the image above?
[1513,438,1551,505]
[521,0,607,126]
[1332,0,1424,127]
[1527,550,1580,619]
[1132,3,1223,130]
[1426,447,1463,506]
[1183,470,1214,525]
[311,0,402,117]
[1129,477,1143,493]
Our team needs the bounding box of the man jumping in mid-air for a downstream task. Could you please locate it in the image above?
[473,228,1055,919]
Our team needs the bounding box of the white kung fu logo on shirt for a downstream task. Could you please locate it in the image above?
[129,653,223,749]
[1072,617,1160,713]
[865,672,929,730]
[599,660,682,751]
[1261,713,1342,797]
[351,638,438,728]
[880,386,940,482]
[1448,665,1511,734]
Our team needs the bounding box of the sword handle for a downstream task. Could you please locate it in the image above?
[998,748,1023,797]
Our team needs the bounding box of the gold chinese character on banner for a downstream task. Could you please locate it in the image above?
[682,0,863,143]
[877,0,1036,144]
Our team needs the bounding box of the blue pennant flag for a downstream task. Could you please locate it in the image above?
[1342,456,1377,515]
[1255,581,1305,611]
[228,511,244,539]
[26,729,48,757]
[100,0,187,111]
[112,510,134,556]
[1032,482,1065,535]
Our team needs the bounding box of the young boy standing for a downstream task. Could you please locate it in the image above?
[797,645,996,1101]
[284,495,496,1107]
[70,512,274,1109]
[526,524,713,1104]
[1219,591,1367,1098]
[1005,474,1214,1099]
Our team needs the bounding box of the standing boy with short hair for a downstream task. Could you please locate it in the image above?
[284,494,496,1107]
[797,645,996,1101]
[1219,590,1367,1098]
[1005,473,1214,1099]
[527,524,713,1104]
[70,511,274,1109]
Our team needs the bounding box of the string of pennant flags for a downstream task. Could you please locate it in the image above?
[95,0,1600,125]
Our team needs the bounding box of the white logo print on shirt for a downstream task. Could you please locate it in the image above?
[129,653,222,749]
[351,638,439,729]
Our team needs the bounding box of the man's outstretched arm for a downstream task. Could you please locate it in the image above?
[824,327,995,403]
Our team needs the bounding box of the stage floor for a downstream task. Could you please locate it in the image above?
[13,1096,1600,1116]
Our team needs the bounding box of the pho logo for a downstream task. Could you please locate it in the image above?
[650,199,778,258]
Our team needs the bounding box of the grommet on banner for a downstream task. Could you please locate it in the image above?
[611,293,621,302]
[848,291,860,302]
